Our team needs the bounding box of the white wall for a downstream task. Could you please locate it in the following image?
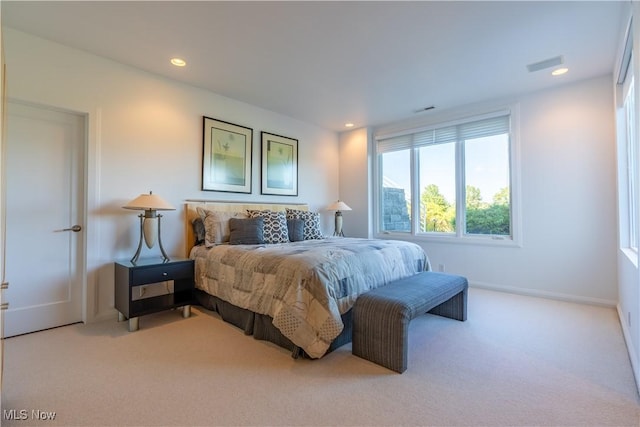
[4,28,340,321]
[342,75,618,305]
[338,127,371,238]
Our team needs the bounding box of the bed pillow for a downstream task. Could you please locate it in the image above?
[246,210,289,244]
[287,218,305,242]
[285,208,323,240]
[229,217,265,245]
[192,217,206,246]
[196,207,248,247]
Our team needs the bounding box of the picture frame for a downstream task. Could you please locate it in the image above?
[202,116,253,193]
[261,132,298,196]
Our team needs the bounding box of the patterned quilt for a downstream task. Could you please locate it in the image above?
[191,237,429,358]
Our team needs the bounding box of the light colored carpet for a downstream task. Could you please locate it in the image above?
[1,288,639,426]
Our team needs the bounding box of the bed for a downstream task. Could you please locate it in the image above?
[186,201,430,359]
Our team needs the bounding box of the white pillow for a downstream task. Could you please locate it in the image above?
[196,207,248,247]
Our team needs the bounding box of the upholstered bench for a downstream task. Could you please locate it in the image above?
[352,271,468,373]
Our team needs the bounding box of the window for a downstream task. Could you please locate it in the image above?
[616,19,637,255]
[615,21,640,260]
[419,142,456,233]
[380,149,412,232]
[375,110,517,243]
[624,74,637,251]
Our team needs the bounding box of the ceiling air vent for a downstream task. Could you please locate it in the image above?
[414,106,436,113]
[526,56,564,73]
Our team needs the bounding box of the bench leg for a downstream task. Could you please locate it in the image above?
[353,298,409,373]
[428,289,467,321]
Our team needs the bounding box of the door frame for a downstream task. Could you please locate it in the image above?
[5,99,89,331]
[1,18,6,402]
[6,99,97,327]
[3,98,103,325]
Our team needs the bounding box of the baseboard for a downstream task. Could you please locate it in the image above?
[617,303,640,396]
[87,309,118,323]
[469,280,617,308]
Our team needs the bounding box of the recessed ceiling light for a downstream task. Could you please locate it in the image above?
[345,123,355,128]
[551,67,568,76]
[171,58,186,67]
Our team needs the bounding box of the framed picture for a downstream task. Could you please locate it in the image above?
[261,132,298,196]
[202,116,253,193]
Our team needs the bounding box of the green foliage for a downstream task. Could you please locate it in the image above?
[466,202,510,235]
[420,184,510,235]
[466,185,485,210]
[493,187,510,206]
[420,184,455,232]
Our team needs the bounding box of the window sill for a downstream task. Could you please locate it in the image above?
[375,232,522,248]
[621,247,638,268]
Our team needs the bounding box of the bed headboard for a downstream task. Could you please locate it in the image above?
[185,200,309,256]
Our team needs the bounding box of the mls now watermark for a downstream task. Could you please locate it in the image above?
[3,409,57,421]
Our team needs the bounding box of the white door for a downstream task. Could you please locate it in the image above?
[4,101,84,337]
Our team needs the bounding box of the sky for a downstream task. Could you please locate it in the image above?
[383,134,510,205]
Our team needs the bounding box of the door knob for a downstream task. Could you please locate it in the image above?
[61,225,82,232]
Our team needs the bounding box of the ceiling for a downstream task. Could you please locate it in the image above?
[1,1,627,132]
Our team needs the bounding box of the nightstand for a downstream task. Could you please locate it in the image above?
[114,257,195,332]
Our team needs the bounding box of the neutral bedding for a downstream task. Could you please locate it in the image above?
[191,237,429,358]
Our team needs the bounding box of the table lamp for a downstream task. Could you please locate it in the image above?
[326,200,352,237]
[123,191,175,263]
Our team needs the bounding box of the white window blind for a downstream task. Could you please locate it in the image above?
[377,113,510,153]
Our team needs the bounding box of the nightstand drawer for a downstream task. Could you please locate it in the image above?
[131,261,193,285]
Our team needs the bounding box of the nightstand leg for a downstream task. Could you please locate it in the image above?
[128,317,139,332]
[118,312,126,322]
[182,305,191,318]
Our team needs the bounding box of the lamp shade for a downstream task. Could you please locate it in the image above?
[123,192,175,211]
[326,200,352,211]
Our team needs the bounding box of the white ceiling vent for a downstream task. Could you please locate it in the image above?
[526,56,564,72]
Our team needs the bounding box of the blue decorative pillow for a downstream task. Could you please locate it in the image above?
[246,210,289,244]
[228,217,265,245]
[287,218,305,242]
[285,209,323,240]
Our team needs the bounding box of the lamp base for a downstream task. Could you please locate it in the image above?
[333,211,345,237]
[131,212,170,264]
